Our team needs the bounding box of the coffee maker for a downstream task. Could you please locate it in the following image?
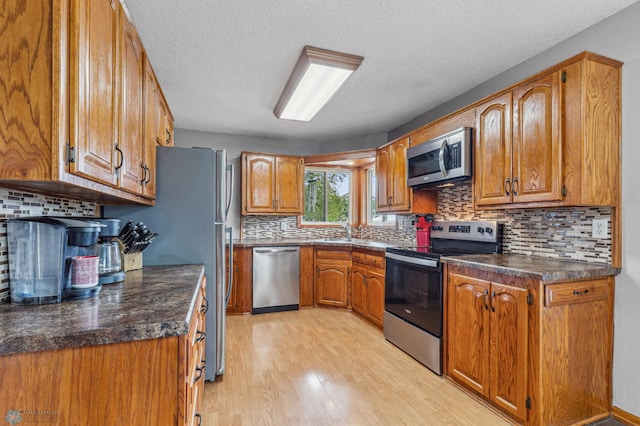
[7,217,102,304]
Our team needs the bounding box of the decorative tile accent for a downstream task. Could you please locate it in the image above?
[437,183,612,264]
[242,182,612,265]
[0,188,97,302]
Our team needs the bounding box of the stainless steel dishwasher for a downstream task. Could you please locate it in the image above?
[252,246,300,314]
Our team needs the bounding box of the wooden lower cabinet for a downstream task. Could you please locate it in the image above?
[299,246,315,308]
[227,246,252,314]
[445,265,613,425]
[351,250,385,327]
[315,247,352,308]
[0,276,207,426]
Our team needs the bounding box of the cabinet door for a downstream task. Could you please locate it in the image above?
[489,283,528,421]
[365,268,385,327]
[375,146,391,212]
[447,273,490,396]
[389,138,411,211]
[351,264,367,316]
[118,11,144,194]
[475,93,512,206]
[512,71,563,204]
[276,156,303,214]
[316,263,350,308]
[142,58,159,198]
[243,154,276,213]
[69,0,119,187]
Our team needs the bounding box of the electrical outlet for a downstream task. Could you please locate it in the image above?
[592,218,608,238]
[280,221,286,231]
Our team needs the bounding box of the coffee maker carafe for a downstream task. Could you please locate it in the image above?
[7,217,102,304]
[93,218,126,284]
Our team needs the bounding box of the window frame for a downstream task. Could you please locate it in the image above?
[365,166,396,227]
[300,166,354,227]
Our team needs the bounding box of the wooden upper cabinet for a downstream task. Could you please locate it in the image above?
[475,73,562,207]
[69,0,119,187]
[118,12,144,195]
[475,93,512,206]
[241,152,303,215]
[474,53,621,209]
[390,139,411,210]
[276,156,304,213]
[0,0,164,205]
[375,147,391,211]
[376,138,412,213]
[512,72,563,204]
[142,57,160,198]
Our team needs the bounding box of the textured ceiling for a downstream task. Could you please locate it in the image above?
[123,0,638,142]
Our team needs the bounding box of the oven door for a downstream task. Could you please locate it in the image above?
[384,252,443,338]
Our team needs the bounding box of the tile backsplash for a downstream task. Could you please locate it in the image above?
[242,182,612,264]
[0,188,97,302]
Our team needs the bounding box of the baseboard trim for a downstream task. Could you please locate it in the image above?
[612,406,640,425]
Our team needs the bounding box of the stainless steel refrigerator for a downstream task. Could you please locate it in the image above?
[104,146,233,381]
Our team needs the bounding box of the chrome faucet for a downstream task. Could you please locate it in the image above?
[343,222,352,240]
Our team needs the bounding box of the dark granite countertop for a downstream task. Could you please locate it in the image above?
[232,238,398,251]
[0,264,205,356]
[442,254,620,282]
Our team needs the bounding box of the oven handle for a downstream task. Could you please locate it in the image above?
[386,252,439,268]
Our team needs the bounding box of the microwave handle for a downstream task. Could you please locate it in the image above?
[438,139,449,177]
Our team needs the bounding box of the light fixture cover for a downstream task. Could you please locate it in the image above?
[274,46,364,122]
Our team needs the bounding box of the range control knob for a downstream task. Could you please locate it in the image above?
[431,225,443,231]
[485,227,493,234]
[477,227,485,234]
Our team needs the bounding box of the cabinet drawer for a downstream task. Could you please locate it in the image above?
[315,247,351,260]
[365,253,384,269]
[545,279,609,307]
[352,251,366,264]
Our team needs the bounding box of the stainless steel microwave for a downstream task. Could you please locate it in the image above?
[407,127,473,189]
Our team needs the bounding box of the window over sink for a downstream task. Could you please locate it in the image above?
[302,168,352,224]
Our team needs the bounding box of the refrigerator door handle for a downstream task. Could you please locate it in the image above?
[225,164,234,220]
[225,227,234,304]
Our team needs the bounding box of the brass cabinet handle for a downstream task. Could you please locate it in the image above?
[489,291,496,312]
[145,165,151,184]
[512,177,519,196]
[201,296,209,313]
[505,179,511,196]
[195,330,206,343]
[483,289,489,310]
[194,413,202,425]
[165,128,171,145]
[573,289,589,295]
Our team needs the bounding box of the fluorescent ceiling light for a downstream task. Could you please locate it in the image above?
[274,46,363,122]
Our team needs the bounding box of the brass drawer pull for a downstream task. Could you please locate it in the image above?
[195,330,206,343]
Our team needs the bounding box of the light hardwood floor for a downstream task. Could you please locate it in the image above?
[202,308,513,425]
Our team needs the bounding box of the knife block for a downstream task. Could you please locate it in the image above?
[124,252,143,272]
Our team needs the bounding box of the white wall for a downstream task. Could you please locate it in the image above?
[389,2,640,415]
